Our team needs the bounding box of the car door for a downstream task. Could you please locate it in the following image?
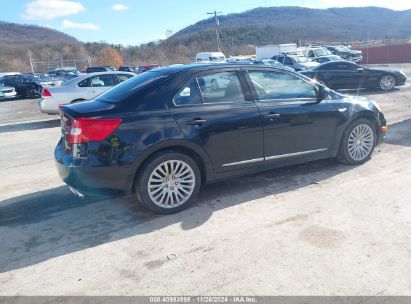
[321,62,364,89]
[170,70,264,172]
[245,69,340,161]
[78,74,118,99]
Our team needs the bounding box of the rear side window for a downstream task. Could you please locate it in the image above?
[117,74,134,82]
[91,74,117,87]
[248,71,317,100]
[78,79,89,87]
[197,72,245,103]
[174,79,203,106]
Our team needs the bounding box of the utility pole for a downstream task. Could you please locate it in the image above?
[207,10,222,52]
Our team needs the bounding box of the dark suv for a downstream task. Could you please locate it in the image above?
[86,66,116,73]
[56,64,387,214]
[324,46,363,63]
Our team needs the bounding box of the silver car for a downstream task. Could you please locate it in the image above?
[0,84,17,99]
[38,71,135,114]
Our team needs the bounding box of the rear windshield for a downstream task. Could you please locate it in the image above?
[95,71,167,103]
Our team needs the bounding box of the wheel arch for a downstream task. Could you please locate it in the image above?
[130,141,212,193]
[70,98,86,103]
[337,110,380,153]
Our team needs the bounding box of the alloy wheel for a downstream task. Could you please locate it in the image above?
[379,75,395,91]
[147,160,195,208]
[347,124,375,161]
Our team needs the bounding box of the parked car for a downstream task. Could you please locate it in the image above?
[0,74,42,98]
[119,66,137,73]
[39,71,135,114]
[0,84,17,100]
[86,66,116,73]
[303,47,333,60]
[301,61,407,91]
[311,55,344,64]
[195,52,226,63]
[253,59,295,71]
[22,73,56,87]
[49,70,81,85]
[137,64,159,74]
[55,63,387,214]
[272,54,319,71]
[324,45,363,63]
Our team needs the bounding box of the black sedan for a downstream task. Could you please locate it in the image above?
[0,74,43,98]
[301,61,407,91]
[56,64,387,214]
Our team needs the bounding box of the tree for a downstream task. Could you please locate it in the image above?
[96,47,123,67]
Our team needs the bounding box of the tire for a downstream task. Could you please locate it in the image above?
[379,74,396,91]
[134,151,201,214]
[337,118,377,165]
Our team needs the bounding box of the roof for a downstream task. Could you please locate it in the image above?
[151,63,294,76]
[66,71,135,84]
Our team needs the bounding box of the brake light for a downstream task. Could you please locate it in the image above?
[66,118,122,144]
[42,88,52,98]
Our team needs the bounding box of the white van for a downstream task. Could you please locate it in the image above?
[195,52,226,63]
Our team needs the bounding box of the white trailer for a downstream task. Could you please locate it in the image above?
[256,44,298,60]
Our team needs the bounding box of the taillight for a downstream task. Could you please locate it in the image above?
[66,118,122,144]
[42,88,52,98]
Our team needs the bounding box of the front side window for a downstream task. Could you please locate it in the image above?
[248,71,317,100]
[197,72,245,103]
[321,62,357,71]
[283,57,294,65]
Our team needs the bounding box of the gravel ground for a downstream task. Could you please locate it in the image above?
[0,64,410,296]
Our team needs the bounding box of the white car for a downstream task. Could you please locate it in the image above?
[38,71,135,114]
[0,84,17,99]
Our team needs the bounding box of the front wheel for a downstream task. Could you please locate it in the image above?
[338,119,377,165]
[134,151,201,214]
[379,74,396,91]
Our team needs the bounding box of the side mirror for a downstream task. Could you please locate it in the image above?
[317,85,330,102]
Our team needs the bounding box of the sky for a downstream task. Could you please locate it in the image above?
[1,0,411,45]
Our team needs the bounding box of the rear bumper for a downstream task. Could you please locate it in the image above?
[38,98,60,114]
[55,143,134,196]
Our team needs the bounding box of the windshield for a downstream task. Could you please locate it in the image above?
[95,71,167,102]
[291,56,308,63]
[340,45,352,51]
[314,48,332,56]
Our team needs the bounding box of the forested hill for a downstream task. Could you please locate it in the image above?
[174,6,411,43]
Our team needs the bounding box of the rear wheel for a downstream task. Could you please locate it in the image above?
[338,118,376,165]
[134,151,201,214]
[379,74,396,91]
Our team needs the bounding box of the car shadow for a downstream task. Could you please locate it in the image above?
[0,157,353,273]
[1,119,409,273]
[384,119,411,147]
[0,119,60,133]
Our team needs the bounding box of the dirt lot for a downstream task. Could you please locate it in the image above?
[0,65,410,295]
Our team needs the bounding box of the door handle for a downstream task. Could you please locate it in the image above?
[185,118,207,126]
[265,113,281,119]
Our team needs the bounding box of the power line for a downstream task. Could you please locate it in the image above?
[207,10,223,52]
